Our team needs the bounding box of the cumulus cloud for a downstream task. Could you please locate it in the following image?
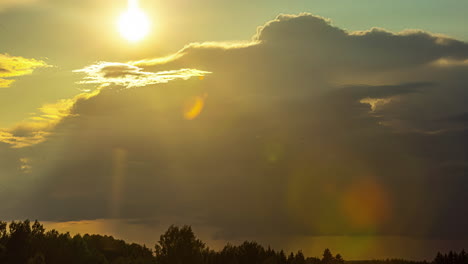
[0,53,49,88]
[2,14,468,254]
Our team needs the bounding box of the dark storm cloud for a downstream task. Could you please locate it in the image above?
[2,13,468,242]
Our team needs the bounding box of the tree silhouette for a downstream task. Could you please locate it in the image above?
[6,220,32,264]
[335,254,344,264]
[0,221,6,263]
[293,250,306,264]
[433,250,468,264]
[155,225,206,264]
[322,249,334,264]
[0,219,461,264]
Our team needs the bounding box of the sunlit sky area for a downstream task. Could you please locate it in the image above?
[2,0,468,260]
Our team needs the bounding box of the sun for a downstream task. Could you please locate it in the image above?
[118,1,150,43]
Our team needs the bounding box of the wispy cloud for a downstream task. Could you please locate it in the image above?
[0,91,98,148]
[0,62,210,148]
[0,53,49,88]
[74,62,210,89]
[0,130,50,148]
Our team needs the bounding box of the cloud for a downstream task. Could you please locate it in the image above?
[73,62,210,89]
[0,63,208,148]
[0,78,15,88]
[0,91,98,148]
[0,53,49,88]
[0,130,50,149]
[3,14,468,254]
[360,97,395,112]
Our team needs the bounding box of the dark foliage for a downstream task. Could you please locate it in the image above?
[0,220,154,264]
[434,251,468,264]
[348,259,427,264]
[0,220,465,264]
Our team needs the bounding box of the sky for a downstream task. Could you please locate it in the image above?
[1,0,468,260]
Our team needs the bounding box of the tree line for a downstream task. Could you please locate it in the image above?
[0,220,465,264]
[434,251,468,264]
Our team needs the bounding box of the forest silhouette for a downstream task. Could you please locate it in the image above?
[0,220,466,264]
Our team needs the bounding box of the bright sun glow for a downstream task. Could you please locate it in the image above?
[118,0,150,43]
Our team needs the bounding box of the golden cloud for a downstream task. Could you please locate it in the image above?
[0,53,49,88]
[74,62,210,88]
[0,130,50,149]
[0,91,99,148]
[360,97,395,112]
[0,61,210,148]
[130,41,257,67]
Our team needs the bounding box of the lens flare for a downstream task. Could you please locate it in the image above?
[184,95,207,120]
[341,178,392,229]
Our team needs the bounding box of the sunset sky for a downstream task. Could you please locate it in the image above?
[2,0,468,260]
